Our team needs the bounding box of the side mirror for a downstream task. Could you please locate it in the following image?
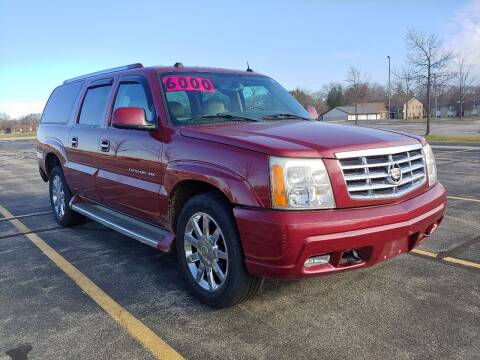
[112,107,153,129]
[306,106,319,120]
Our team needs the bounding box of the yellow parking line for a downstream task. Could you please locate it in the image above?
[411,248,438,258]
[443,257,480,270]
[412,247,480,270]
[0,205,183,360]
[0,210,53,222]
[448,196,480,203]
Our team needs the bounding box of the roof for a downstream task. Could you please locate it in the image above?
[149,65,261,76]
[406,96,423,105]
[64,63,262,83]
[12,124,36,130]
[335,102,387,115]
[438,102,479,109]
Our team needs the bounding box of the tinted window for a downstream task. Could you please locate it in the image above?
[159,72,309,126]
[41,81,83,124]
[79,85,112,126]
[113,82,154,122]
[243,85,275,111]
[165,91,192,122]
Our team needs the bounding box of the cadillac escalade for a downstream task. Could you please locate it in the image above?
[37,63,446,308]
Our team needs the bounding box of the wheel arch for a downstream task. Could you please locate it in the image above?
[41,137,68,179]
[169,180,232,235]
[44,152,61,178]
[165,161,262,234]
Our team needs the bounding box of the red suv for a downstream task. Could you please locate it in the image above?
[37,63,446,308]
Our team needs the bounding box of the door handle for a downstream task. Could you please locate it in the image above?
[71,137,78,147]
[100,139,110,152]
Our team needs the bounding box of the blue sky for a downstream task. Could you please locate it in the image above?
[0,0,478,116]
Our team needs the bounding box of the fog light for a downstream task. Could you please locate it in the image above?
[304,255,330,267]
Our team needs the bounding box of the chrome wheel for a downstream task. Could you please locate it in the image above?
[184,212,229,292]
[51,175,65,218]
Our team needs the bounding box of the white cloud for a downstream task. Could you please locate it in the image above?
[446,0,480,76]
[0,101,45,118]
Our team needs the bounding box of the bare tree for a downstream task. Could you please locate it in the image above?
[394,67,415,120]
[406,29,453,135]
[0,113,10,132]
[345,66,368,125]
[0,112,10,122]
[454,56,474,119]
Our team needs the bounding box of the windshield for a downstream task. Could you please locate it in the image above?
[158,72,310,126]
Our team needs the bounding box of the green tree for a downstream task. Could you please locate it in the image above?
[289,88,314,107]
[289,88,327,117]
[326,84,344,109]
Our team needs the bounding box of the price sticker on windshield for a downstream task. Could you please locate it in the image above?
[163,76,215,93]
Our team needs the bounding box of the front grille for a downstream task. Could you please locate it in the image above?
[336,144,426,200]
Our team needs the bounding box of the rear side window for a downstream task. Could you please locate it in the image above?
[41,81,83,124]
[78,85,112,127]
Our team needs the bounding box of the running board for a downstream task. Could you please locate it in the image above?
[70,201,174,252]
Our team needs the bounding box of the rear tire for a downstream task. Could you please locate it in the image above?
[176,192,262,308]
[49,166,85,227]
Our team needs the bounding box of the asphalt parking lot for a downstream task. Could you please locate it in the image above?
[0,138,479,360]
[329,118,480,138]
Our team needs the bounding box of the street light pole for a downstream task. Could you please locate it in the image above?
[475,93,478,117]
[433,74,438,119]
[387,56,391,120]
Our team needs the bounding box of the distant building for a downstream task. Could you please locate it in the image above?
[10,125,37,134]
[462,103,478,117]
[433,103,479,118]
[322,97,477,121]
[436,105,456,118]
[403,97,423,120]
[322,102,388,121]
[463,104,480,117]
[390,104,404,119]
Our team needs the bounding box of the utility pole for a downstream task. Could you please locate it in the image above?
[433,74,438,119]
[387,56,391,120]
[475,92,478,116]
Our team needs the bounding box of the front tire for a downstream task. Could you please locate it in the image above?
[176,192,262,308]
[49,166,85,227]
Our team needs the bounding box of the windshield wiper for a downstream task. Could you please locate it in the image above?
[262,113,310,121]
[185,113,259,123]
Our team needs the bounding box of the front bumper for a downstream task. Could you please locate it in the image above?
[234,182,446,279]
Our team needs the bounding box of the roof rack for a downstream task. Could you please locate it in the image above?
[63,63,144,84]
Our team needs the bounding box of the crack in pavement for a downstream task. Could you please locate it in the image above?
[0,211,53,222]
[0,226,114,241]
[444,214,480,231]
[0,227,65,241]
[439,234,480,259]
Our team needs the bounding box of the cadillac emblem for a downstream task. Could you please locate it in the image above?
[387,162,402,184]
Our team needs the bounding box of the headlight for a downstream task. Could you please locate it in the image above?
[269,157,335,209]
[423,143,437,186]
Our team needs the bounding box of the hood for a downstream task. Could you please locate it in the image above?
[180,120,421,158]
